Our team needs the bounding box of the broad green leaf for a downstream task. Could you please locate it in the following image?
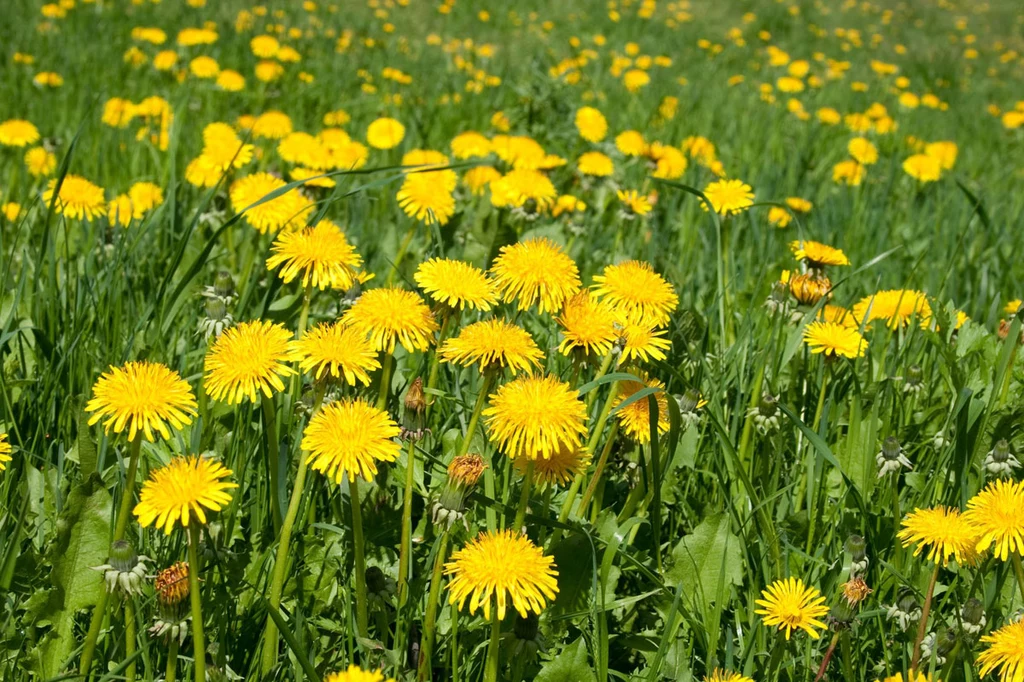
[535,637,596,682]
[665,513,742,611]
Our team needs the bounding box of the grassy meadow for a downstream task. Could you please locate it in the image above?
[1,1,1024,682]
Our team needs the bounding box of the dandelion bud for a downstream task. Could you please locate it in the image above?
[431,454,487,529]
[213,270,236,300]
[922,627,956,665]
[984,439,1020,478]
[197,292,234,341]
[828,602,856,630]
[677,388,704,430]
[876,435,912,477]
[789,273,831,305]
[401,378,427,440]
[749,393,780,434]
[92,540,150,596]
[511,611,545,659]
[904,364,923,394]
[887,593,922,631]
[961,598,986,635]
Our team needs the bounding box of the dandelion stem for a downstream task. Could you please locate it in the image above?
[124,597,137,682]
[418,529,451,682]
[376,351,394,411]
[187,523,207,682]
[261,395,283,533]
[425,311,453,422]
[813,632,839,682]
[398,437,418,607]
[910,562,940,673]
[484,609,502,682]
[458,372,494,458]
[165,635,179,682]
[350,476,369,638]
[578,421,619,519]
[512,461,534,531]
[1012,552,1024,602]
[296,284,312,339]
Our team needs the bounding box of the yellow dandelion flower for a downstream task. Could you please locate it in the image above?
[853,290,932,329]
[451,131,492,159]
[366,117,405,149]
[204,320,295,404]
[964,479,1024,561]
[649,143,688,180]
[43,175,106,221]
[803,321,867,359]
[440,319,543,375]
[302,398,401,483]
[897,506,978,566]
[619,320,672,364]
[577,150,614,177]
[24,146,56,177]
[903,154,942,183]
[1004,299,1022,316]
[0,433,13,472]
[833,159,866,186]
[593,260,678,326]
[266,220,363,290]
[85,361,197,442]
[0,119,41,147]
[251,111,293,140]
[133,455,237,534]
[397,170,458,226]
[445,529,559,620]
[513,442,591,487]
[491,169,557,213]
[790,240,851,268]
[615,130,648,156]
[107,195,134,228]
[557,291,619,357]
[617,189,653,217]
[415,258,498,311]
[484,374,588,460]
[491,237,581,314]
[128,181,163,218]
[614,374,670,443]
[323,665,397,682]
[754,577,829,640]
[848,137,879,165]
[342,287,438,354]
[289,321,379,385]
[702,179,754,216]
[705,671,754,682]
[463,166,502,195]
[575,106,608,142]
[230,172,312,234]
[924,141,957,170]
[875,672,936,682]
[977,620,1024,682]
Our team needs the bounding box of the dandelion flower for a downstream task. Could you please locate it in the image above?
[450,131,491,159]
[803,321,867,359]
[414,258,497,311]
[853,290,932,329]
[876,673,936,682]
[619,320,672,364]
[342,288,438,353]
[43,175,106,221]
[977,620,1024,682]
[557,292,619,357]
[614,374,670,443]
[617,189,653,217]
[925,141,957,170]
[230,172,311,234]
[366,117,405,149]
[833,160,865,186]
[790,240,850,268]
[702,179,754,216]
[0,433,13,472]
[964,479,1024,561]
[491,169,557,214]
[615,130,647,156]
[575,106,608,142]
[848,137,879,165]
[266,220,363,290]
[593,260,678,326]
[705,671,754,682]
[397,170,458,225]
[513,442,590,487]
[577,151,614,177]
[754,577,829,640]
[204,320,295,404]
[897,506,978,566]
[302,398,401,483]
[323,665,397,682]
[445,529,559,620]
[289,321,379,385]
[133,455,237,534]
[484,374,588,460]
[903,154,942,183]
[440,319,543,375]
[85,362,197,442]
[24,146,56,177]
[491,237,581,314]
[251,111,293,140]
[0,119,41,147]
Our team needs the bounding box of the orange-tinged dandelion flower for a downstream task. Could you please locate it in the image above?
[755,577,829,640]
[897,506,978,566]
[483,374,587,460]
[440,319,543,375]
[302,398,401,483]
[491,237,581,314]
[134,455,237,534]
[342,287,438,354]
[85,361,197,442]
[204,320,295,404]
[289,321,379,385]
[266,219,363,290]
[445,529,559,620]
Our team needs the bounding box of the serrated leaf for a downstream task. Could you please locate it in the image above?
[535,637,596,682]
[665,513,742,611]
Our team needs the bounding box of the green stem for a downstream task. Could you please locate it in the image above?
[424,311,453,422]
[586,381,620,456]
[1012,552,1024,602]
[512,462,534,530]
[187,524,206,682]
[389,224,417,285]
[586,351,615,411]
[399,437,418,606]
[376,352,394,411]
[910,562,941,673]
[262,395,283,534]
[484,609,502,682]
[578,421,619,518]
[296,284,312,338]
[417,529,451,682]
[165,635,179,682]
[351,477,369,638]
[124,598,136,682]
[458,372,495,457]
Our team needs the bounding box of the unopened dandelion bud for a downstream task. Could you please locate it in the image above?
[904,364,924,394]
[961,598,986,635]
[984,439,1020,478]
[876,435,912,477]
[92,540,150,596]
[887,594,921,630]
[431,454,487,529]
[677,388,704,430]
[402,377,427,440]
[198,294,234,341]
[511,611,545,658]
[846,534,870,576]
[213,270,236,300]
[749,393,780,434]
[828,602,856,630]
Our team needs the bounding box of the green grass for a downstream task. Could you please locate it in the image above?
[1,0,1024,681]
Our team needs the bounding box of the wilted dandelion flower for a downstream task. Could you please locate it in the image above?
[513,442,590,487]
[366,117,405,149]
[0,433,12,472]
[575,106,608,142]
[592,260,678,326]
[86,361,197,442]
[614,374,670,443]
[853,290,932,329]
[556,292,619,357]
[0,119,41,147]
[266,219,363,290]
[790,240,850,268]
[877,436,912,477]
[414,258,497,311]
[440,319,543,375]
[134,455,237,534]
[897,506,977,566]
[302,398,401,483]
[204,320,295,404]
[342,287,438,353]
[230,172,311,234]
[323,665,397,682]
[484,374,588,460]
[43,175,106,221]
[445,529,559,620]
[702,179,754,216]
[754,577,830,640]
[803,321,867,359]
[964,479,1024,561]
[289,321,379,385]
[491,237,581,314]
[977,620,1024,682]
